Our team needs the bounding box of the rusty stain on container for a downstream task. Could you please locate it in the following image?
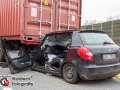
[0,0,82,45]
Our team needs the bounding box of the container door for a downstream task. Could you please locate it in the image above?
[56,0,81,31]
[23,0,54,43]
[0,39,31,74]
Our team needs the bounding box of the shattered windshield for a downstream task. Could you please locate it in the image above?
[41,33,71,47]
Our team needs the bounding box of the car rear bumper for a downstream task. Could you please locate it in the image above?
[79,63,120,80]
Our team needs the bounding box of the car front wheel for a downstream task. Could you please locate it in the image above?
[62,63,80,84]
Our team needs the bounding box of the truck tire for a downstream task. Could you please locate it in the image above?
[0,40,4,62]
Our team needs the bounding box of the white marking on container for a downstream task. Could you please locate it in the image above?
[31,8,37,17]
[72,15,75,21]
[30,3,37,6]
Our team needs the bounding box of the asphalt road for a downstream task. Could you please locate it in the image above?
[0,66,120,90]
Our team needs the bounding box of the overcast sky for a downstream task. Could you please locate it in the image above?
[82,0,120,25]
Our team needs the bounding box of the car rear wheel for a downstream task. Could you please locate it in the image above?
[62,63,80,84]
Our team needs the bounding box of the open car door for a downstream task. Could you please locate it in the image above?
[0,38,32,74]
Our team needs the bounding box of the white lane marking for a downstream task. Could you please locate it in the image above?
[2,88,13,90]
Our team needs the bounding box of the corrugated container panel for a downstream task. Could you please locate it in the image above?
[56,0,81,31]
[0,0,21,39]
[0,0,82,44]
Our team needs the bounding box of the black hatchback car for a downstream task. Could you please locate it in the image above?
[1,30,120,84]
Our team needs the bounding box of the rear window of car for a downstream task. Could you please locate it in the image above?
[80,32,115,45]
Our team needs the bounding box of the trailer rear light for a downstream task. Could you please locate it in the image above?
[26,42,40,45]
[76,47,94,61]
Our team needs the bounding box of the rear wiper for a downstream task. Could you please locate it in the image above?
[103,41,113,44]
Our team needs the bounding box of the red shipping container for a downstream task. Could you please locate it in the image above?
[0,0,82,45]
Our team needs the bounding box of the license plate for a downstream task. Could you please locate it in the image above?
[102,54,116,60]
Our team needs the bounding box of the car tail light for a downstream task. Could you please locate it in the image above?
[76,47,94,61]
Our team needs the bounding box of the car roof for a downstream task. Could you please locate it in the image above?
[45,30,106,36]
